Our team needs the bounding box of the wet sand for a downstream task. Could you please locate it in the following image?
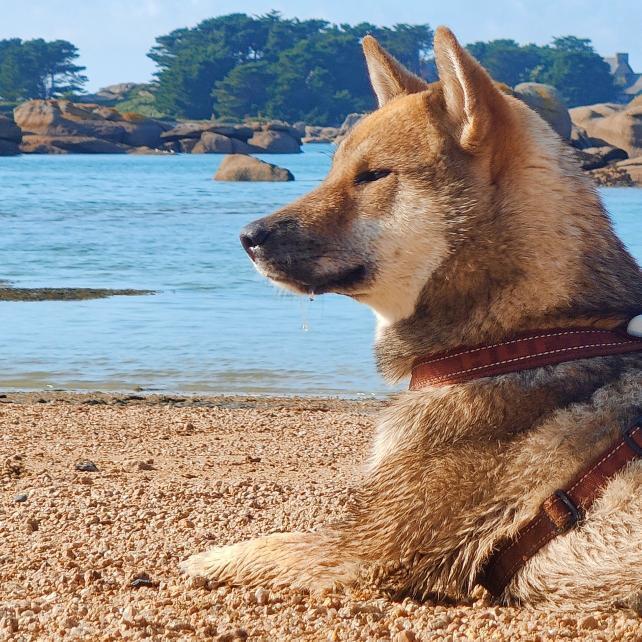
[1,393,640,641]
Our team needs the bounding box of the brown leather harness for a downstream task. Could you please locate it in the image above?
[408,324,642,598]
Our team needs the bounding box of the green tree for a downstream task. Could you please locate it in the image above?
[532,37,615,107]
[214,61,274,119]
[0,38,86,101]
[466,39,543,87]
[149,13,433,123]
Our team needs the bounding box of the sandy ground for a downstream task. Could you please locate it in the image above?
[1,392,641,641]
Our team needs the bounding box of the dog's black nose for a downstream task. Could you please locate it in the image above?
[240,221,271,259]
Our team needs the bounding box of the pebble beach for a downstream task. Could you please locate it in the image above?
[1,393,641,641]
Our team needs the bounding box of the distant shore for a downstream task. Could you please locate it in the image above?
[0,287,154,301]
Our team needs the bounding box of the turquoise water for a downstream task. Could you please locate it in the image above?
[0,146,640,396]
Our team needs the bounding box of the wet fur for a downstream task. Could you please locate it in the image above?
[182,28,642,610]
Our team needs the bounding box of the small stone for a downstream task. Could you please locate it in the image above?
[130,572,157,588]
[137,461,154,471]
[254,587,269,605]
[26,518,39,532]
[74,460,98,472]
[189,576,207,589]
[121,605,136,625]
[216,628,248,642]
[579,615,599,630]
[14,492,28,502]
[394,631,417,642]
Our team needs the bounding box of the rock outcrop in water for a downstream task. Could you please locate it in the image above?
[214,155,294,181]
[0,288,154,301]
[570,96,642,158]
[569,95,642,185]
[161,119,302,154]
[513,83,572,140]
[0,115,22,155]
[14,100,170,154]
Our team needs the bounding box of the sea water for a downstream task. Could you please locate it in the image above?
[0,146,640,396]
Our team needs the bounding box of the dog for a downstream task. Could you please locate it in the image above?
[182,27,642,610]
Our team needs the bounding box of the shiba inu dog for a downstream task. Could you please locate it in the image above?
[182,27,642,610]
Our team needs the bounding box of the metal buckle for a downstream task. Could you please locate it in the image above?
[622,418,642,456]
[553,490,583,532]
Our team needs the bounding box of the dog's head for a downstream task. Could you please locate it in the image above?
[240,27,640,336]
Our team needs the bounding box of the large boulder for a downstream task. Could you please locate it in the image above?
[265,119,303,141]
[303,125,339,143]
[161,122,254,143]
[574,145,628,170]
[20,135,128,154]
[160,122,212,141]
[191,131,255,154]
[513,83,572,140]
[247,129,301,153]
[0,115,21,155]
[570,99,642,158]
[214,155,294,181]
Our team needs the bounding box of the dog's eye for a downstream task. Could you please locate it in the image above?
[354,169,391,185]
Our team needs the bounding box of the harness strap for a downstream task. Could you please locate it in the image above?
[477,420,642,597]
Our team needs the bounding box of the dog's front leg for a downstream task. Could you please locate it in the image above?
[180,530,360,591]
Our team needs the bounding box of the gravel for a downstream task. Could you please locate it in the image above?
[1,393,640,641]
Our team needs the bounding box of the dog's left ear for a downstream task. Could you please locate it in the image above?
[362,35,429,107]
[434,26,509,152]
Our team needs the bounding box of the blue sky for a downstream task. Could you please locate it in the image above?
[2,0,641,91]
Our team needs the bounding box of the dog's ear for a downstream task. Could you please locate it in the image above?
[433,26,508,152]
[362,35,429,107]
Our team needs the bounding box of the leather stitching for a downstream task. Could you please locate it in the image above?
[413,330,622,368]
[416,341,638,384]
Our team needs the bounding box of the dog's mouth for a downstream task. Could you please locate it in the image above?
[267,264,369,296]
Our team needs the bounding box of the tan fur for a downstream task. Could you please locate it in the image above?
[183,27,642,610]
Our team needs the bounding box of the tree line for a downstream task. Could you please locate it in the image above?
[0,38,86,101]
[0,13,618,124]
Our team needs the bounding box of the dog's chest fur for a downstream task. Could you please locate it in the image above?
[360,354,641,603]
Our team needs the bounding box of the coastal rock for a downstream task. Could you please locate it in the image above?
[0,139,21,155]
[20,135,128,154]
[161,122,254,143]
[514,83,572,140]
[247,130,301,153]
[0,115,22,155]
[303,125,340,143]
[160,122,212,141]
[14,99,165,152]
[587,164,635,187]
[574,145,628,170]
[265,120,304,141]
[192,132,254,154]
[334,112,367,144]
[0,115,22,143]
[211,124,255,141]
[214,155,294,181]
[616,156,642,184]
[340,112,365,134]
[570,96,642,157]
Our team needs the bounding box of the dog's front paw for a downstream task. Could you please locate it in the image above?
[180,544,237,581]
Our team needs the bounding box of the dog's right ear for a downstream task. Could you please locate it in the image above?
[362,35,429,107]
[433,26,509,152]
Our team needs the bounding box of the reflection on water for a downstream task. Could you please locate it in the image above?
[0,148,640,396]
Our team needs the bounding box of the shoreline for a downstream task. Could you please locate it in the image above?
[2,393,640,640]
